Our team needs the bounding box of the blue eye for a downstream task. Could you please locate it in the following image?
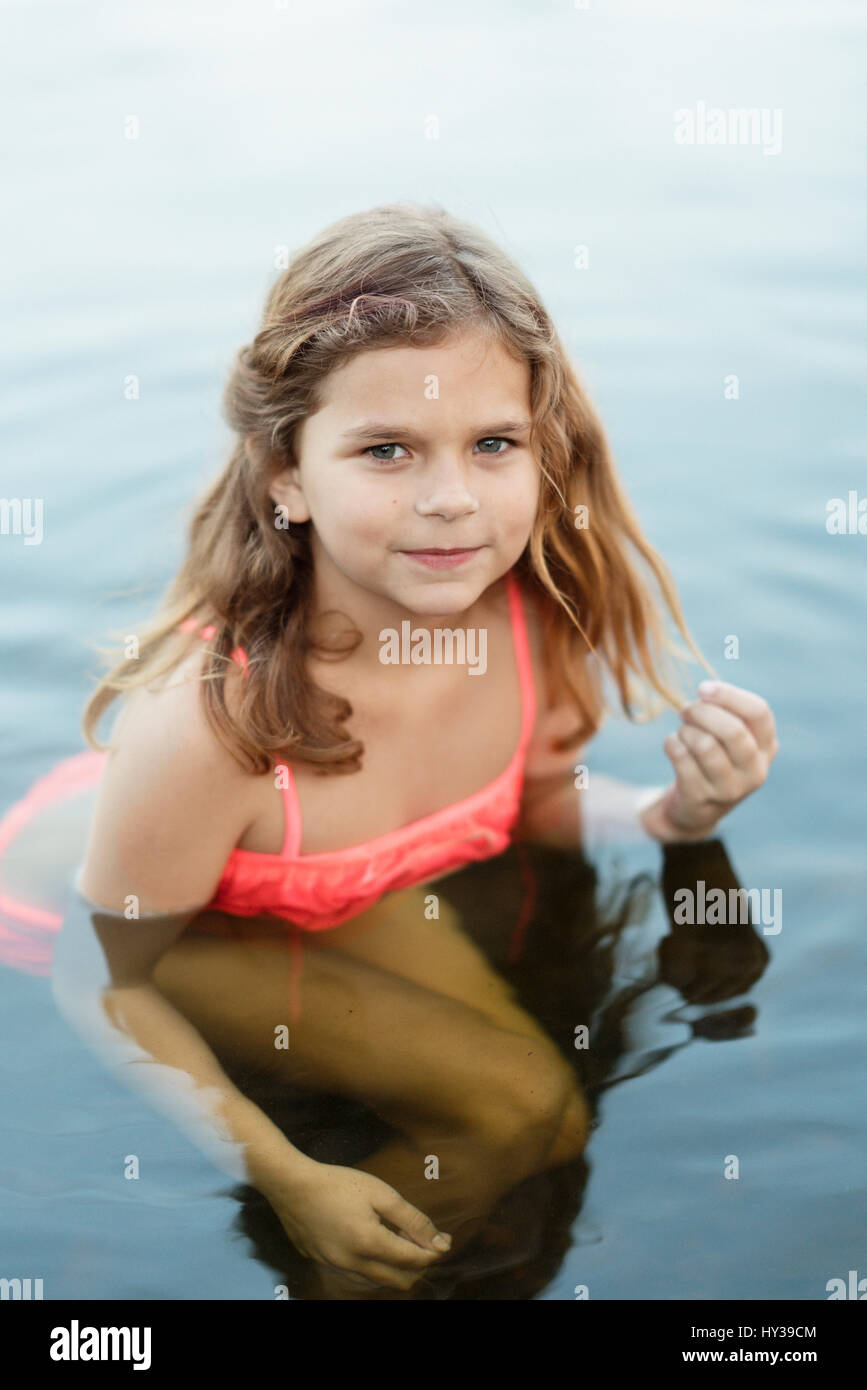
[363,437,515,462]
[365,443,410,461]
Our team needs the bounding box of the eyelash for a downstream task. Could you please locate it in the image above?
[363,437,518,463]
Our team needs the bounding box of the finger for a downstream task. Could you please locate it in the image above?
[663,731,716,800]
[676,723,737,791]
[678,719,772,799]
[696,681,778,754]
[364,1224,445,1270]
[373,1190,451,1253]
[679,700,761,773]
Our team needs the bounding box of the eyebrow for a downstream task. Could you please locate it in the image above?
[339,419,533,442]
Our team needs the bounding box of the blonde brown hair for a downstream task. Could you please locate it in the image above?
[82,201,715,776]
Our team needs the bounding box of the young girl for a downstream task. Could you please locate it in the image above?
[1,202,778,1298]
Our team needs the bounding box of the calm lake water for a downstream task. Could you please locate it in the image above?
[1,0,865,1300]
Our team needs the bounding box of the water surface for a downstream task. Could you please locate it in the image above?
[1,0,864,1300]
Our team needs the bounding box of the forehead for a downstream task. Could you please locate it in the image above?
[311,329,531,420]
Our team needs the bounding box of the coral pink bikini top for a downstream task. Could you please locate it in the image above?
[178,569,537,932]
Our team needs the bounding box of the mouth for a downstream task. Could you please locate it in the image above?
[399,546,484,568]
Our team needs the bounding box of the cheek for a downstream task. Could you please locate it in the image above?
[498,469,541,530]
[331,486,399,540]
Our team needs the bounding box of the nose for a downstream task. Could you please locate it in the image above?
[414,454,481,521]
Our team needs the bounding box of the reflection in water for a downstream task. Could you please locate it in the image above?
[48,833,770,1300]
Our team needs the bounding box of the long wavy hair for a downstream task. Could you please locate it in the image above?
[82,201,715,777]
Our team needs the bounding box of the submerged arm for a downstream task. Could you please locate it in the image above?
[50,668,323,1198]
[50,880,318,1195]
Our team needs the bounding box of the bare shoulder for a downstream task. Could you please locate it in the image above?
[111,640,249,769]
[78,642,261,913]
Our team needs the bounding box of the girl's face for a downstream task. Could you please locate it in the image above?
[268,327,540,619]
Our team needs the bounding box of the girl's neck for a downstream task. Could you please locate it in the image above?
[306,561,505,680]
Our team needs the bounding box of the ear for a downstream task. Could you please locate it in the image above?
[269,464,310,523]
[246,436,310,523]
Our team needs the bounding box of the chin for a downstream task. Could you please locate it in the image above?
[399,582,487,615]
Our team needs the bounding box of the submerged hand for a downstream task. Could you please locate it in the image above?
[641,680,779,843]
[267,1162,452,1292]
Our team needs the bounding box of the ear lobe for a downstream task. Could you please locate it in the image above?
[264,456,309,523]
[268,463,299,501]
